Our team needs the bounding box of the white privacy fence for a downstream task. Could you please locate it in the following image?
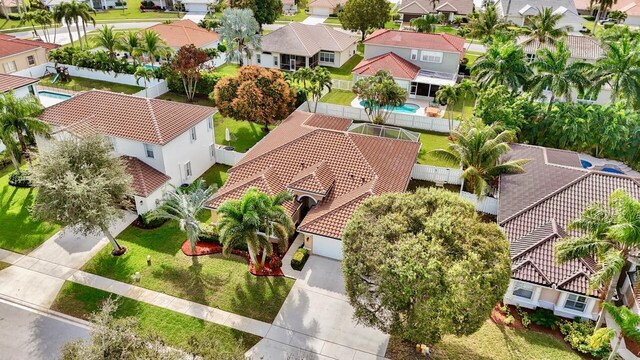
[411,164,463,184]
[459,191,499,215]
[311,102,459,133]
[331,79,353,91]
[133,81,169,98]
[214,146,244,166]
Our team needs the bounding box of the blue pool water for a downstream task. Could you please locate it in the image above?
[602,167,625,174]
[144,64,159,70]
[580,160,592,168]
[39,91,71,100]
[359,101,420,114]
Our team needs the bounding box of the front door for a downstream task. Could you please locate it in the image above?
[409,82,418,99]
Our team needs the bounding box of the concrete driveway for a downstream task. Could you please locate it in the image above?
[248,256,389,359]
[183,12,207,23]
[302,15,329,25]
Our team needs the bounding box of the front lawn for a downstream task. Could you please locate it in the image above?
[214,113,274,153]
[415,130,457,167]
[323,17,341,25]
[39,75,144,94]
[0,166,60,254]
[157,92,215,107]
[464,50,483,66]
[199,163,230,189]
[325,54,362,81]
[215,63,241,77]
[0,261,10,271]
[319,89,356,106]
[277,11,309,22]
[93,0,182,20]
[51,282,260,352]
[81,215,295,323]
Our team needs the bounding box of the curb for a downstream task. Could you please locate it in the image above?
[0,293,91,329]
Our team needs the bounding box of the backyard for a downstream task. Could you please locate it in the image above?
[51,282,261,351]
[0,165,60,254]
[319,89,356,106]
[39,75,144,94]
[215,63,241,77]
[415,129,456,167]
[157,92,215,107]
[443,93,475,121]
[213,113,274,153]
[324,54,363,81]
[199,163,230,189]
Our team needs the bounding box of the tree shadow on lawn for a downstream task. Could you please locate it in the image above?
[82,249,137,282]
[231,125,269,152]
[496,322,575,358]
[117,222,186,256]
[229,270,295,323]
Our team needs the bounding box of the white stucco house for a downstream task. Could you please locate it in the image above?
[494,0,585,32]
[308,0,346,15]
[36,90,218,214]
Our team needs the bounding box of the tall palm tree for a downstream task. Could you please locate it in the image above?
[134,66,155,97]
[141,30,168,66]
[257,191,294,266]
[556,189,640,329]
[310,67,332,113]
[454,78,479,117]
[588,36,640,107]
[430,122,528,197]
[472,39,532,92]
[0,92,48,168]
[53,4,73,47]
[78,1,96,48]
[435,85,459,130]
[117,31,142,65]
[592,303,640,359]
[152,179,217,266]
[218,8,261,66]
[592,0,619,32]
[410,14,441,33]
[19,10,42,39]
[290,67,314,110]
[62,0,86,49]
[528,42,590,112]
[94,25,121,59]
[465,5,507,48]
[34,10,53,43]
[0,128,22,172]
[520,8,570,45]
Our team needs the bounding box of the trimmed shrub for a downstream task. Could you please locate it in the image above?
[8,13,20,20]
[582,15,595,21]
[529,308,558,329]
[198,222,220,243]
[9,170,31,188]
[559,319,611,358]
[136,210,168,229]
[290,248,309,271]
[603,21,615,29]
[269,256,282,271]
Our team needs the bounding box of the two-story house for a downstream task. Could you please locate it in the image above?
[0,34,59,74]
[36,90,218,214]
[0,73,41,153]
[494,0,585,32]
[248,22,357,71]
[398,0,474,24]
[353,29,465,100]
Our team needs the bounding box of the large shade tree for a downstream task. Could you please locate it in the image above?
[472,39,532,92]
[229,0,282,29]
[338,0,390,41]
[352,70,406,124]
[213,66,295,132]
[342,187,511,345]
[30,134,132,256]
[218,8,261,66]
[556,189,640,329]
[0,91,48,167]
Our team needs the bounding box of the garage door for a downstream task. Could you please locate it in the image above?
[312,234,343,260]
[309,7,332,15]
[185,3,208,12]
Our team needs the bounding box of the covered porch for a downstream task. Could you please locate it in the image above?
[408,69,457,100]
[279,53,319,71]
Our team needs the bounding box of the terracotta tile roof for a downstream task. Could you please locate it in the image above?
[288,161,335,195]
[399,0,473,15]
[207,111,421,239]
[39,90,216,145]
[353,52,420,80]
[0,34,59,58]
[148,20,219,48]
[517,35,604,60]
[303,114,352,131]
[121,156,170,197]
[260,22,357,57]
[364,29,465,55]
[610,0,640,16]
[0,73,38,93]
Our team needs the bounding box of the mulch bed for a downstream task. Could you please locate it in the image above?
[181,240,285,277]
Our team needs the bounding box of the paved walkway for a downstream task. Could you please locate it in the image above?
[182,12,207,23]
[302,15,329,25]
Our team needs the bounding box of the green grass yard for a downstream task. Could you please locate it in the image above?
[214,113,274,153]
[157,92,215,107]
[215,63,241,77]
[39,75,144,94]
[81,213,295,323]
[0,166,60,254]
[464,50,483,66]
[277,11,309,22]
[323,17,341,25]
[325,54,362,81]
[319,89,356,106]
[444,94,475,121]
[93,0,182,20]
[199,163,230,189]
[415,130,456,167]
[51,282,260,352]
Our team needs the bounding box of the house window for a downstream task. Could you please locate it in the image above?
[564,294,587,312]
[185,161,192,178]
[256,54,261,64]
[190,127,197,141]
[420,51,443,63]
[27,55,35,65]
[274,56,278,66]
[144,143,154,158]
[209,143,215,159]
[3,61,17,73]
[319,51,335,63]
[410,49,418,60]
[512,282,535,299]
[207,117,213,131]
[28,85,35,95]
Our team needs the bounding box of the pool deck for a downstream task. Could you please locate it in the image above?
[38,87,74,108]
[350,97,444,117]
[579,154,640,177]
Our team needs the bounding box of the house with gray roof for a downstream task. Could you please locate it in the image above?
[494,0,585,32]
[398,0,474,23]
[248,23,358,71]
[498,144,640,322]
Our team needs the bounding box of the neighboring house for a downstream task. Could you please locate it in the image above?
[0,0,19,15]
[398,0,474,23]
[282,0,297,13]
[0,73,40,153]
[42,0,93,10]
[206,111,421,260]
[249,23,357,70]
[354,29,465,99]
[517,34,610,104]
[498,144,640,321]
[308,0,345,15]
[0,34,59,74]
[147,20,219,51]
[573,0,594,15]
[606,0,640,26]
[180,0,214,12]
[36,90,217,214]
[493,0,585,32]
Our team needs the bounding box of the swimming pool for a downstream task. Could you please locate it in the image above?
[580,159,592,168]
[602,167,625,174]
[359,101,420,114]
[144,64,159,70]
[39,90,72,107]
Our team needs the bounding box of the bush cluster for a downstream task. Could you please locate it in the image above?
[558,319,611,358]
[48,47,164,78]
[529,308,558,329]
[161,63,222,96]
[9,171,32,188]
[139,0,160,9]
[290,247,309,271]
[197,222,219,243]
[136,210,168,229]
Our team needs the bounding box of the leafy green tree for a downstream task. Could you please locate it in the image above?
[141,30,169,66]
[591,303,640,359]
[117,31,143,65]
[0,127,22,172]
[352,70,406,124]
[338,0,390,42]
[219,8,261,66]
[435,85,459,130]
[153,179,216,266]
[93,25,121,59]
[556,189,640,329]
[472,39,531,92]
[0,91,47,167]
[170,44,210,102]
[30,134,132,256]
[430,121,529,197]
[230,0,282,29]
[588,35,640,107]
[520,8,569,44]
[342,187,511,345]
[528,41,590,112]
[410,14,440,33]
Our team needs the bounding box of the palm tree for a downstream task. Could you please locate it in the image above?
[218,8,261,66]
[152,179,217,266]
[117,31,142,65]
[78,1,96,48]
[19,10,41,39]
[134,66,155,97]
[0,127,22,172]
[454,78,479,117]
[256,191,294,266]
[430,122,529,197]
[592,0,619,32]
[61,0,85,49]
[556,189,640,329]
[94,25,121,59]
[520,8,570,45]
[53,4,74,47]
[435,85,459,130]
[588,36,640,107]
[290,67,314,110]
[410,14,441,33]
[34,10,53,43]
[0,92,48,168]
[141,30,168,66]
[472,39,532,92]
[592,303,640,359]
[310,67,332,113]
[465,5,507,48]
[528,42,590,112]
